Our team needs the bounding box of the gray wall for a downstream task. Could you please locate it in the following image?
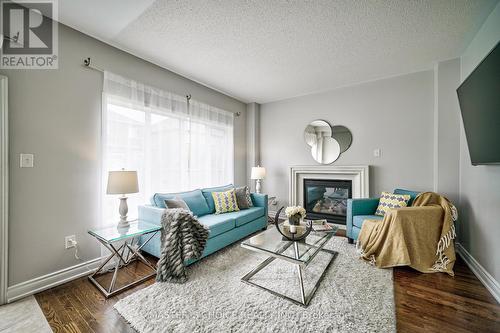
[260,70,435,208]
[459,3,500,282]
[246,102,261,192]
[435,59,461,204]
[1,23,246,285]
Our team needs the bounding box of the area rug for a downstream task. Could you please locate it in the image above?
[114,236,395,332]
[0,296,52,333]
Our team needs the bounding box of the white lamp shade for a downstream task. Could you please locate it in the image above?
[106,170,139,194]
[251,166,266,180]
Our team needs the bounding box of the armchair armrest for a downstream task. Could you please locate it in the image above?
[386,206,444,232]
[390,206,443,218]
[346,198,380,241]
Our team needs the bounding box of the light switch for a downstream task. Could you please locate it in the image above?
[373,149,381,157]
[20,153,34,168]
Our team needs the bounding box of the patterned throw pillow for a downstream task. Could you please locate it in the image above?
[234,186,253,209]
[212,189,240,214]
[375,192,411,216]
[245,186,253,207]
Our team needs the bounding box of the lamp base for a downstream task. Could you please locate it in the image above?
[117,196,130,229]
[255,179,262,194]
[117,219,130,229]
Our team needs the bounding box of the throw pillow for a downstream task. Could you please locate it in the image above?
[164,197,190,211]
[245,186,254,207]
[375,192,411,216]
[212,189,240,214]
[234,186,253,209]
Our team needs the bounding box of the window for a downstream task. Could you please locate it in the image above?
[102,72,234,222]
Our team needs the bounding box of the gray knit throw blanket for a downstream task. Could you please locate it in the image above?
[156,209,209,283]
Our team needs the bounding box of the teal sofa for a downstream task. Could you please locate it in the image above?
[346,189,420,243]
[138,185,268,264]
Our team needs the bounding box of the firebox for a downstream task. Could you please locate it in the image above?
[303,178,352,224]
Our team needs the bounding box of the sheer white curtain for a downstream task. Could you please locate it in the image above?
[102,72,234,224]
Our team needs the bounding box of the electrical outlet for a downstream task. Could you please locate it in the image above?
[20,153,34,168]
[373,149,381,157]
[65,235,76,249]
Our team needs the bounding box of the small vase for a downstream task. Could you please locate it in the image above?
[289,215,301,226]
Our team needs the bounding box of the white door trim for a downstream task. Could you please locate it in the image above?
[0,75,8,305]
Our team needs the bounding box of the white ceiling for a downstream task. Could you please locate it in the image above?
[57,0,498,103]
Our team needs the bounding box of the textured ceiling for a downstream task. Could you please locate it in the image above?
[58,0,498,103]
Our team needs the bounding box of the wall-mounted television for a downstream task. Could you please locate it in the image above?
[457,42,500,165]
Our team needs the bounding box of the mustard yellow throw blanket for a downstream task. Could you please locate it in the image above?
[357,192,457,276]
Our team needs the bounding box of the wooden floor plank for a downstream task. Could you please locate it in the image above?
[394,256,500,332]
[35,247,500,333]
[35,291,66,333]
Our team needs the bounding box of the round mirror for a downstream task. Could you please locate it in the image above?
[311,137,341,164]
[331,125,352,153]
[304,120,341,164]
[304,120,331,146]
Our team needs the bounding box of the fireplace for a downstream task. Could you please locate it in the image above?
[303,178,352,224]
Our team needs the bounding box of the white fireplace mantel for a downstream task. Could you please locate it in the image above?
[289,165,370,207]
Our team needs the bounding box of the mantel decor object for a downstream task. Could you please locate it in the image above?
[274,206,312,242]
[304,120,352,164]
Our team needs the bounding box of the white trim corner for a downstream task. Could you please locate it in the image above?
[456,242,500,304]
[0,75,8,305]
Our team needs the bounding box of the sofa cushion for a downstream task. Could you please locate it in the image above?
[198,214,235,239]
[393,189,420,206]
[353,215,383,229]
[202,184,234,213]
[152,189,211,217]
[233,207,265,227]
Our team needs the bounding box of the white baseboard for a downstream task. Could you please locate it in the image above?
[6,257,102,303]
[456,242,500,304]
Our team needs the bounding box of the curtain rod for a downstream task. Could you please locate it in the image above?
[83,57,103,72]
[82,57,241,117]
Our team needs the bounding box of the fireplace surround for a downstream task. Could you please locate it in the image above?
[289,165,370,226]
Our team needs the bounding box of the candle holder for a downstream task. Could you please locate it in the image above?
[274,207,312,242]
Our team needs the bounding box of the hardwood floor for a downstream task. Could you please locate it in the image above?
[395,256,500,333]
[35,241,500,333]
[36,258,157,333]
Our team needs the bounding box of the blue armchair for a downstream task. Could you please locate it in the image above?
[346,189,420,243]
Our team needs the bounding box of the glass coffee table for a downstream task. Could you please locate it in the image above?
[241,225,338,307]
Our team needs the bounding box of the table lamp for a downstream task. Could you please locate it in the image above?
[107,170,139,228]
[251,166,266,194]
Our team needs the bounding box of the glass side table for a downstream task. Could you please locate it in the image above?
[88,220,161,298]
